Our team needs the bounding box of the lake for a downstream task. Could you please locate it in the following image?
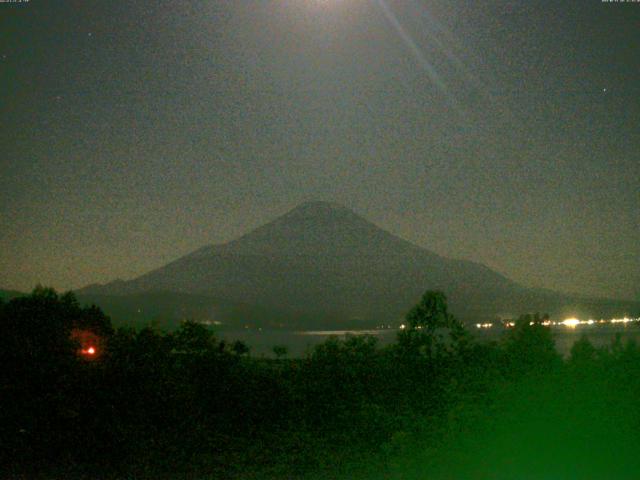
[218,323,640,358]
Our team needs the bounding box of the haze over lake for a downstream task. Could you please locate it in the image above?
[219,322,640,358]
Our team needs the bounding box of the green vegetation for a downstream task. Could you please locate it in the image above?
[1,288,640,479]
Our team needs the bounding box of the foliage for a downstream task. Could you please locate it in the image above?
[1,288,639,479]
[272,344,288,359]
[397,290,470,360]
[502,312,560,377]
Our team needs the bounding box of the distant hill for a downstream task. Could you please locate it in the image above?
[75,291,299,330]
[0,288,25,301]
[78,201,640,328]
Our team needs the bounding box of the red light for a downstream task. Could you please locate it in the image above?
[81,346,96,355]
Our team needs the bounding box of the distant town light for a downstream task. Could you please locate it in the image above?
[611,317,632,324]
[475,323,493,329]
[471,316,639,331]
[561,318,580,328]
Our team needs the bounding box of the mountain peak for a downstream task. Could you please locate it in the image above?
[291,200,351,211]
[274,201,382,232]
[283,201,357,220]
[219,200,382,256]
[177,200,393,261]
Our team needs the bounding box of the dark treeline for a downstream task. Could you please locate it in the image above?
[2,288,640,479]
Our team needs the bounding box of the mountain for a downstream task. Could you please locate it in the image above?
[77,201,639,328]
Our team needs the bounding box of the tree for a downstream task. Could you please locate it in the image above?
[0,287,80,371]
[398,290,468,358]
[0,287,116,469]
[569,335,597,365]
[504,312,560,376]
[405,290,450,332]
[272,345,288,359]
[231,340,250,356]
[173,320,217,354]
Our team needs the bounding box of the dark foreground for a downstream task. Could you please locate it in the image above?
[2,288,640,479]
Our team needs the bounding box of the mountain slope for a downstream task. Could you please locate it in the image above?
[78,202,638,327]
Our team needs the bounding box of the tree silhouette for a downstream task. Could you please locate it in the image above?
[398,290,468,357]
[405,290,450,331]
[504,312,560,376]
[231,340,250,356]
[272,345,288,359]
[173,320,217,354]
[570,335,597,365]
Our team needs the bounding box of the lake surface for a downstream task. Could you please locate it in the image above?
[219,323,640,358]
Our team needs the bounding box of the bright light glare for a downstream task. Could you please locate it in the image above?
[472,316,639,330]
[560,318,580,328]
[475,323,493,329]
[611,317,632,324]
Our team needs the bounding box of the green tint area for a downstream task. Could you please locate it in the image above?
[1,289,640,479]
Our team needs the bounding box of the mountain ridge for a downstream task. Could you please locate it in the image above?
[77,202,639,327]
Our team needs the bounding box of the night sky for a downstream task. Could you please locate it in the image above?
[1,1,638,300]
